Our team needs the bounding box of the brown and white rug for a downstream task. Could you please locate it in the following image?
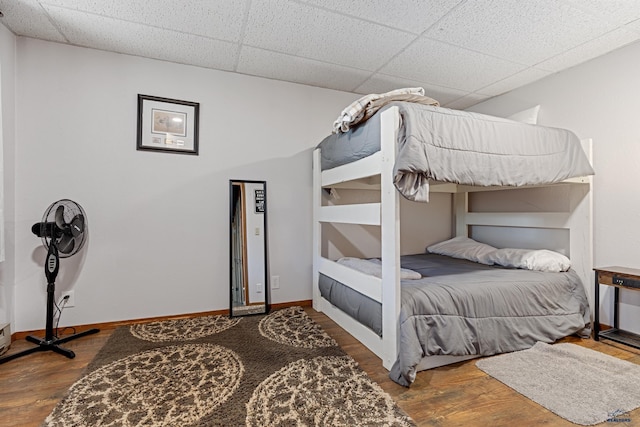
[43,307,414,426]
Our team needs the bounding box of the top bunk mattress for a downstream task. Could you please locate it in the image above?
[317,102,594,202]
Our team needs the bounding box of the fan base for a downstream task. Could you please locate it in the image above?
[0,328,99,364]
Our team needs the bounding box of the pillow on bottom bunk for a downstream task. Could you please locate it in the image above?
[481,248,571,272]
[427,237,571,273]
[337,257,422,279]
[426,236,496,264]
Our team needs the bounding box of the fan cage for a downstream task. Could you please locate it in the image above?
[39,199,88,258]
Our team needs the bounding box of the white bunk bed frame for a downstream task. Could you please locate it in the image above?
[312,106,593,371]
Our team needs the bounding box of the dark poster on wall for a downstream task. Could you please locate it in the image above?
[255,189,265,213]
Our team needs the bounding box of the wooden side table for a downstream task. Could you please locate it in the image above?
[594,266,640,349]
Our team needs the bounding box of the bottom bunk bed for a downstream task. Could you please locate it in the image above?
[318,252,590,386]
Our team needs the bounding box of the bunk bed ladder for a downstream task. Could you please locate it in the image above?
[312,107,402,371]
[312,148,387,362]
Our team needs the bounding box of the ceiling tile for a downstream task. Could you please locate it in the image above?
[476,67,551,96]
[40,0,249,42]
[2,0,639,105]
[243,0,415,71]
[380,37,525,92]
[236,46,371,92]
[564,0,640,27]
[424,0,617,65]
[43,5,239,70]
[299,0,461,34]
[355,73,467,105]
[624,16,640,33]
[0,0,66,42]
[536,27,640,72]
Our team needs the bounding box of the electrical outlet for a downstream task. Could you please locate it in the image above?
[256,283,263,293]
[61,290,75,308]
[271,275,280,289]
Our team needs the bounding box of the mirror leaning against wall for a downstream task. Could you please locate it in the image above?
[229,180,269,317]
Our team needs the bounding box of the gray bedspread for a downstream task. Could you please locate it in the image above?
[320,253,591,387]
[319,109,382,170]
[318,103,595,202]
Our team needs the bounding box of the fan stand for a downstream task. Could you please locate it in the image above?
[0,243,99,364]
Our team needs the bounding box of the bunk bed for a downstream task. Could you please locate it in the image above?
[312,102,594,387]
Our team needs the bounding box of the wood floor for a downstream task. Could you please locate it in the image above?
[1,309,640,427]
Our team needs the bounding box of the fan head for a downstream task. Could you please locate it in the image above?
[33,199,87,258]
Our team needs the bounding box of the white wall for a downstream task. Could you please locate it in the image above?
[469,40,640,333]
[12,35,635,334]
[11,37,356,332]
[0,25,16,328]
[322,190,452,260]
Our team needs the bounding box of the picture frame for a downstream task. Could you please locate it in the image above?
[254,189,265,214]
[137,94,199,155]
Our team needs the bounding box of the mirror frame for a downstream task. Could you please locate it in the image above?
[229,180,270,317]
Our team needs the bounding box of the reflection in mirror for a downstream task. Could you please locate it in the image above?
[230,180,269,317]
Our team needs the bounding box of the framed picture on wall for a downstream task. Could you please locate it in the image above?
[137,94,200,155]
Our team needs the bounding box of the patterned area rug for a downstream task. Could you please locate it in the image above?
[44,307,414,426]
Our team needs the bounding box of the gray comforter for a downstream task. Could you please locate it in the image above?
[394,104,594,202]
[390,254,590,386]
[318,103,595,202]
[320,254,591,387]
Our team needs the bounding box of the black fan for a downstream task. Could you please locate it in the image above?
[36,200,88,258]
[0,199,99,364]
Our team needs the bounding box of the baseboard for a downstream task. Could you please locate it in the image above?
[11,299,312,342]
[271,299,312,310]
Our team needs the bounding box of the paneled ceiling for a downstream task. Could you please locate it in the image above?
[2,0,640,108]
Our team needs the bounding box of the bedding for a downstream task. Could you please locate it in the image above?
[319,111,383,170]
[319,253,590,387]
[333,87,438,133]
[319,273,382,336]
[338,257,421,279]
[318,102,594,202]
[426,236,496,264]
[427,237,572,272]
[482,248,571,272]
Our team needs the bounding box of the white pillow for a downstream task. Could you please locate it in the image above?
[485,248,571,272]
[366,258,422,279]
[507,105,540,124]
[427,236,496,265]
[337,257,422,279]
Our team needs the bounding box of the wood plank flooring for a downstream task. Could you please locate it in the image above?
[1,310,639,427]
[308,309,640,427]
[0,326,112,427]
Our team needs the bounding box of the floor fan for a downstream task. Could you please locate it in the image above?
[0,199,99,364]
